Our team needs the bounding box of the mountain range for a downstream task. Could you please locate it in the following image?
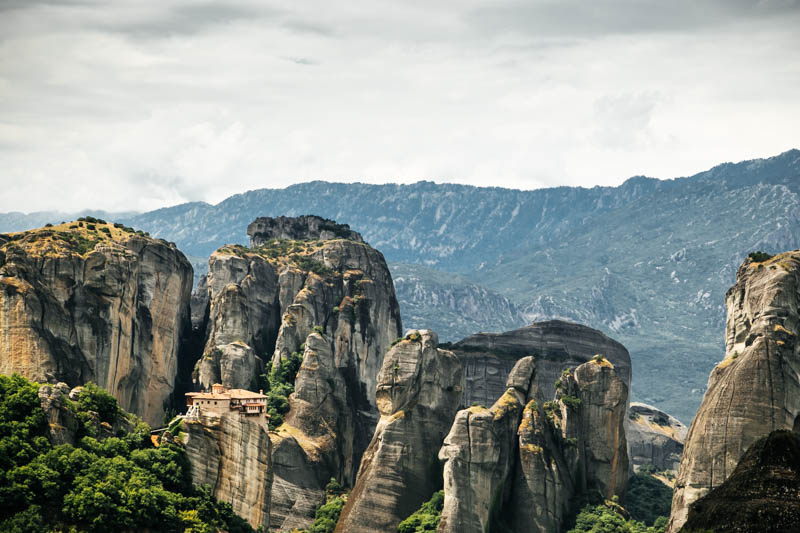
[2,148,798,422]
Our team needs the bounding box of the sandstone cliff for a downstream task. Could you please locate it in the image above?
[680,430,800,533]
[247,215,363,245]
[450,320,631,411]
[0,221,193,426]
[191,216,403,530]
[194,216,401,407]
[626,402,686,473]
[668,251,800,532]
[437,356,535,533]
[184,410,273,530]
[334,330,463,533]
[436,355,629,533]
[509,357,629,533]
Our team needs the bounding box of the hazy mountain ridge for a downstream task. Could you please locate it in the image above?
[390,263,527,340]
[2,149,799,421]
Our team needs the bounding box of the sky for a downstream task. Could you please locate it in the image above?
[0,0,799,213]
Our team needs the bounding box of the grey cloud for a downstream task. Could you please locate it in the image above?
[99,3,283,38]
[466,0,800,38]
[282,19,337,37]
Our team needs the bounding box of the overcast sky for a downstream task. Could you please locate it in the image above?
[0,0,798,213]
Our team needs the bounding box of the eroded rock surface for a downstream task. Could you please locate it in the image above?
[668,252,800,532]
[508,357,629,533]
[192,217,402,530]
[184,410,273,530]
[451,320,631,410]
[0,222,193,426]
[626,402,687,473]
[335,330,463,533]
[437,356,535,533]
[193,341,263,391]
[247,215,363,245]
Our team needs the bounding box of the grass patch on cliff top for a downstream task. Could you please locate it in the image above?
[218,239,337,276]
[1,220,150,258]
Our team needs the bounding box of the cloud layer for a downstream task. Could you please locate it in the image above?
[1,0,798,212]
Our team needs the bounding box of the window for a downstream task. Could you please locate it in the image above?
[214,401,217,405]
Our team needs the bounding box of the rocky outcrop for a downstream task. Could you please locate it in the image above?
[626,402,687,473]
[668,252,800,532]
[184,410,273,530]
[268,332,352,531]
[680,430,800,533]
[335,330,463,533]
[437,356,535,533]
[193,341,263,391]
[510,357,629,533]
[0,221,193,426]
[247,215,363,245]
[195,217,401,409]
[450,320,631,412]
[38,382,79,445]
[192,216,402,530]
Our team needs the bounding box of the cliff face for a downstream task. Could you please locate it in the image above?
[334,330,464,533]
[436,355,629,533]
[680,430,800,533]
[184,410,273,530]
[437,356,535,533]
[625,402,687,473]
[0,221,193,426]
[194,217,402,407]
[668,252,800,532]
[510,358,629,533]
[191,216,403,530]
[247,215,363,245]
[451,320,631,411]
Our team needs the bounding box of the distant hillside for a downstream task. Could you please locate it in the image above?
[390,263,527,340]
[3,149,799,422]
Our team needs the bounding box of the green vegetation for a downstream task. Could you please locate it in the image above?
[405,331,422,342]
[625,471,674,526]
[54,231,100,255]
[568,497,667,533]
[263,351,305,427]
[0,374,254,533]
[397,490,444,532]
[219,240,333,276]
[561,395,582,409]
[748,251,773,262]
[304,477,348,533]
[313,325,324,335]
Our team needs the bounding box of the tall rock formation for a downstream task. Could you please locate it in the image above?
[625,402,687,473]
[668,251,800,532]
[334,330,464,533]
[437,356,536,533]
[450,320,631,411]
[184,410,273,530]
[0,221,192,426]
[191,216,403,530]
[509,357,629,533]
[436,355,629,533]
